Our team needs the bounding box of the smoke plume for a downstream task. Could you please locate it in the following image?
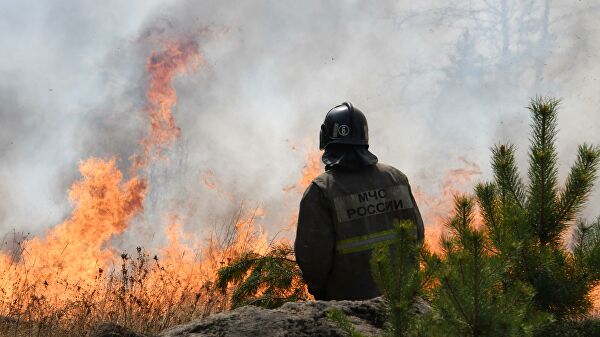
[1,0,600,250]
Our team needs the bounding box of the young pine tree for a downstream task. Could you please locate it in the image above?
[327,219,432,337]
[370,220,434,337]
[428,195,551,337]
[475,96,600,319]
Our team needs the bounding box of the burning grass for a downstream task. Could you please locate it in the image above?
[0,204,273,336]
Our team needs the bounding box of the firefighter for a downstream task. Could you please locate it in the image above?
[294,102,424,300]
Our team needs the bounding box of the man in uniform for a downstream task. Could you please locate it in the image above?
[294,102,424,301]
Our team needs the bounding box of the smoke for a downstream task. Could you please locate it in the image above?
[1,0,600,247]
[0,0,164,235]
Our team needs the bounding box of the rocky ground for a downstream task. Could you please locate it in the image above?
[91,297,430,337]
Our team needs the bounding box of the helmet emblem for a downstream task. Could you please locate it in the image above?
[338,124,350,136]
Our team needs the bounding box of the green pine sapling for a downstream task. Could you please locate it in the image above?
[475,97,600,319]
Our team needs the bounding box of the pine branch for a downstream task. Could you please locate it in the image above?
[572,217,600,281]
[439,273,471,330]
[556,144,600,228]
[475,182,509,252]
[370,220,423,337]
[326,308,367,337]
[216,245,307,309]
[572,220,592,252]
[526,96,560,246]
[446,195,475,237]
[475,183,499,230]
[491,144,526,210]
[216,252,260,293]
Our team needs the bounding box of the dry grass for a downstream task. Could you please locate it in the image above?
[0,207,271,337]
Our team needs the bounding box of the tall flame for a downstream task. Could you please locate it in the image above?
[23,158,145,280]
[134,39,201,170]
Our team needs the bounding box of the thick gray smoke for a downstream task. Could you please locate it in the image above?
[1,0,600,248]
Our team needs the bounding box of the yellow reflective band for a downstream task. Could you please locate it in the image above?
[336,229,398,255]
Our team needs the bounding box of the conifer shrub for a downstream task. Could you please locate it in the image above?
[474,97,600,319]
[369,220,433,337]
[328,219,435,337]
[427,195,551,337]
[216,243,308,309]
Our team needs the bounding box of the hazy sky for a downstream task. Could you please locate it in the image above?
[1,0,599,247]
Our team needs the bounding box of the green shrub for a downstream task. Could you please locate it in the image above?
[370,220,431,337]
[216,244,308,309]
[427,195,551,337]
[475,97,600,319]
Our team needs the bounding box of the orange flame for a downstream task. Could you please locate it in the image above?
[282,148,323,231]
[133,39,201,170]
[415,157,482,253]
[29,158,145,276]
[282,147,323,194]
[0,158,146,311]
[298,149,323,190]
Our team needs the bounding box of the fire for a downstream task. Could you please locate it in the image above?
[282,146,323,194]
[415,157,482,253]
[281,148,323,231]
[298,149,323,190]
[0,38,273,332]
[128,212,270,316]
[22,158,145,280]
[134,39,201,170]
[0,158,148,325]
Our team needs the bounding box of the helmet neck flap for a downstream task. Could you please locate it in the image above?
[322,144,378,171]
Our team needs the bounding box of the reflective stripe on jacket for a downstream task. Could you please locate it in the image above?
[294,163,424,300]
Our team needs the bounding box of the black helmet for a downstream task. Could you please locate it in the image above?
[319,102,369,150]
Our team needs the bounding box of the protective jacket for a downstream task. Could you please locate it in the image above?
[294,162,424,300]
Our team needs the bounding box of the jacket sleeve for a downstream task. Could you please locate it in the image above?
[407,182,425,243]
[294,182,335,300]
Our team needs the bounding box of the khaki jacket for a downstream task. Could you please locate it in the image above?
[294,163,424,300]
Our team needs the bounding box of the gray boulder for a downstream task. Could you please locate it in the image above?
[158,297,430,337]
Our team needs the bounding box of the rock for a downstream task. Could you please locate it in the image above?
[158,297,431,337]
[90,322,149,337]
